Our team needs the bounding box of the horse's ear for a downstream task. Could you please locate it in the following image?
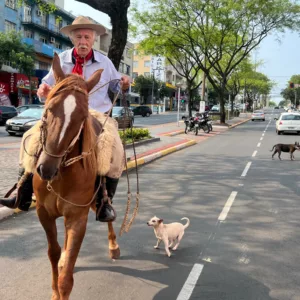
[52,52,65,83]
[86,69,103,93]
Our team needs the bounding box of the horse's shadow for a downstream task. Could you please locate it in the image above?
[74,250,273,300]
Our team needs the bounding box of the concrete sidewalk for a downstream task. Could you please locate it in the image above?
[0,115,250,220]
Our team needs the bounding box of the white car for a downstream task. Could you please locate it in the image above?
[252,110,265,121]
[275,112,300,135]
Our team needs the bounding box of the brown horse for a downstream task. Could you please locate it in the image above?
[33,53,120,300]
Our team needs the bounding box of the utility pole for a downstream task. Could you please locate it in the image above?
[151,73,154,113]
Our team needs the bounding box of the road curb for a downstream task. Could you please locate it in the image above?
[125,139,196,170]
[160,129,185,136]
[229,118,251,129]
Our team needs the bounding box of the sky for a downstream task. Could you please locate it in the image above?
[65,0,300,104]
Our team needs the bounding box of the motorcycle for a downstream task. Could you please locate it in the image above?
[183,115,210,135]
[200,112,213,132]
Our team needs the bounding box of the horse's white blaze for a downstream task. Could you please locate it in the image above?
[58,95,77,145]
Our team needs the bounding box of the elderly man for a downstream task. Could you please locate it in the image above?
[0,16,130,222]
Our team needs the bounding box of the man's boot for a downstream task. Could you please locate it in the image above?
[96,177,118,222]
[0,168,33,211]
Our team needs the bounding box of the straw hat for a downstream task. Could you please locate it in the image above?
[60,16,106,36]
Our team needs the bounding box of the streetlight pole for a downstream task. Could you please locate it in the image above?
[151,73,154,113]
[177,85,181,127]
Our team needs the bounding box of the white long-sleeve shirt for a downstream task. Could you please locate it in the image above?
[42,48,121,113]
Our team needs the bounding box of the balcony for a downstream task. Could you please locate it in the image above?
[23,38,63,58]
[22,16,71,43]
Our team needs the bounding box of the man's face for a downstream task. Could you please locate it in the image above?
[71,29,95,57]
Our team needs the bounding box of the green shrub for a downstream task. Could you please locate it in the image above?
[119,128,151,144]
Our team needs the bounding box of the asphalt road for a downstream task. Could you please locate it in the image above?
[1,108,300,300]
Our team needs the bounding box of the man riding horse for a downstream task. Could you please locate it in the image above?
[0,16,130,222]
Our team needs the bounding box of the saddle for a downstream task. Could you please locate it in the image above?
[22,109,125,179]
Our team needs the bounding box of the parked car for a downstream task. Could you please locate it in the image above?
[0,106,18,125]
[131,105,152,117]
[16,104,44,114]
[210,105,220,112]
[251,110,265,121]
[275,112,300,135]
[274,106,279,109]
[5,107,44,136]
[112,106,134,129]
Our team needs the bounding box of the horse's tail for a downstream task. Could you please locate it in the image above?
[181,217,190,230]
[270,145,276,152]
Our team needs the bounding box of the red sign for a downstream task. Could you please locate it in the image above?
[0,82,9,95]
[15,74,39,91]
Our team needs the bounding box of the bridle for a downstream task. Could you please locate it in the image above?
[39,85,94,167]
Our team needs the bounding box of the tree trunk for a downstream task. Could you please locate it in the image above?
[187,86,192,117]
[108,12,129,69]
[29,75,32,104]
[218,90,226,124]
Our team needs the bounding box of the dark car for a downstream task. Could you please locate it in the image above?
[132,105,152,117]
[274,106,279,109]
[6,107,44,136]
[0,106,18,125]
[16,104,44,114]
[112,106,134,129]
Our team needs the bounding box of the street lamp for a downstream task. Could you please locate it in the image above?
[176,82,183,127]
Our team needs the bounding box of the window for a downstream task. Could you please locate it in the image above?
[126,48,131,58]
[5,20,16,33]
[144,60,150,67]
[54,42,62,49]
[144,72,150,77]
[133,61,138,68]
[24,30,33,39]
[119,62,124,74]
[39,62,50,71]
[39,36,47,44]
[132,72,138,79]
[5,0,16,10]
[126,65,131,76]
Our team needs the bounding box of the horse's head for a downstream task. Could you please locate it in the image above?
[36,53,103,181]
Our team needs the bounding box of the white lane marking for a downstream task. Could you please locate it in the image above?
[241,162,252,177]
[58,95,77,145]
[262,133,265,136]
[257,143,261,147]
[218,191,238,221]
[176,263,204,300]
[260,137,263,141]
[252,150,257,157]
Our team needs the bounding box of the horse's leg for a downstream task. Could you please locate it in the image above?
[58,215,88,300]
[58,218,69,273]
[36,206,61,300]
[108,221,120,259]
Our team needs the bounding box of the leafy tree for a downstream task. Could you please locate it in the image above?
[19,0,130,70]
[136,40,203,116]
[0,31,35,102]
[132,75,173,104]
[280,75,300,107]
[132,0,300,123]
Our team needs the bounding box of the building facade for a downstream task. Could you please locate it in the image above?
[0,0,134,106]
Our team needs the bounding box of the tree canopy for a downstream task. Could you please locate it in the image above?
[132,0,300,122]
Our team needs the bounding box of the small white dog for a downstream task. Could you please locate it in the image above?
[147,216,190,257]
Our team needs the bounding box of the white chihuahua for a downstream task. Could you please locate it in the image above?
[147,216,190,257]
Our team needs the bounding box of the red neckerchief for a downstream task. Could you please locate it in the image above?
[72,48,93,76]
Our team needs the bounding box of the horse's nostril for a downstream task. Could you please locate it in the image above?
[37,164,42,176]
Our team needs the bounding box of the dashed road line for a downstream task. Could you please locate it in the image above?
[252,150,257,157]
[241,162,252,177]
[257,142,261,147]
[218,191,238,221]
[176,264,204,300]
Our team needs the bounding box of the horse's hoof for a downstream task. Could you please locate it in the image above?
[109,247,121,259]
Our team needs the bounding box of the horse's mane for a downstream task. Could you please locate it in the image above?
[46,74,87,107]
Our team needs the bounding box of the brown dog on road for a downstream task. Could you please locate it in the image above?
[270,142,300,160]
